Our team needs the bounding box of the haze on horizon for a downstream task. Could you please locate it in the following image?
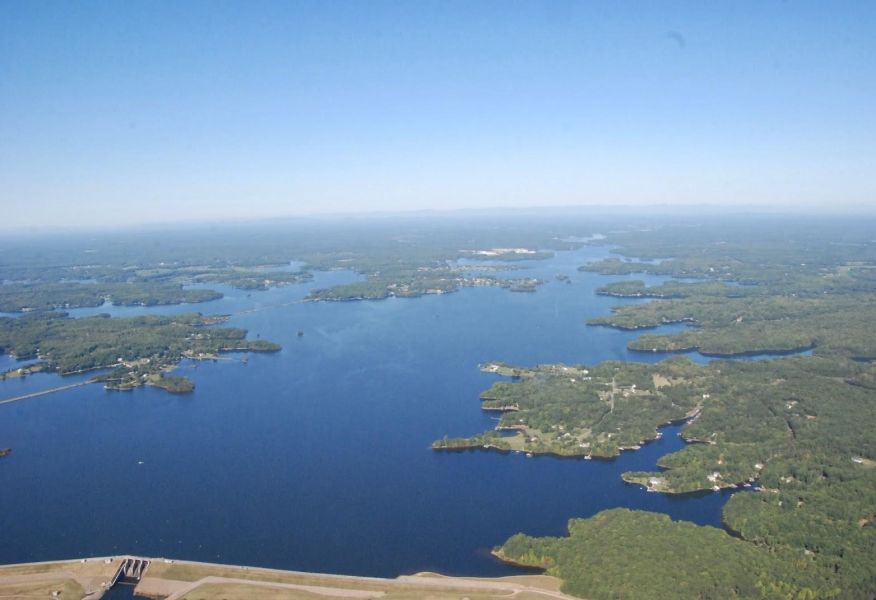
[1,1,874,231]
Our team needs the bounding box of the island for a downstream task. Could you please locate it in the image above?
[306,272,544,301]
[0,282,224,314]
[0,312,280,394]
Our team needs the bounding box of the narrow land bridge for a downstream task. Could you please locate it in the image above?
[0,379,97,406]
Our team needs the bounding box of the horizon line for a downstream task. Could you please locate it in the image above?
[2,202,876,237]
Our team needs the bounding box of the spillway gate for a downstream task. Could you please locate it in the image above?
[109,557,150,589]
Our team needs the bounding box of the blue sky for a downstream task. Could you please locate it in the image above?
[1,1,874,229]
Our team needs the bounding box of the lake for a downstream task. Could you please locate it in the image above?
[1,246,769,577]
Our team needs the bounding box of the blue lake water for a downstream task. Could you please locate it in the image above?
[1,246,776,576]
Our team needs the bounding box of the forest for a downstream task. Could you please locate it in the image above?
[438,218,876,598]
[0,311,279,390]
[0,282,223,313]
[433,358,701,458]
[497,509,838,599]
[307,272,542,301]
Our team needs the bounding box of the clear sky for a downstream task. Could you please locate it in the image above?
[1,1,874,230]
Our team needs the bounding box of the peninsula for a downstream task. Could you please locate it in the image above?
[433,359,701,459]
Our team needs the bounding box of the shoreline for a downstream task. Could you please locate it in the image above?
[489,549,549,571]
[628,343,816,359]
[434,408,701,461]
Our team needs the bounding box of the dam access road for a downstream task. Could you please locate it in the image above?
[0,555,577,600]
